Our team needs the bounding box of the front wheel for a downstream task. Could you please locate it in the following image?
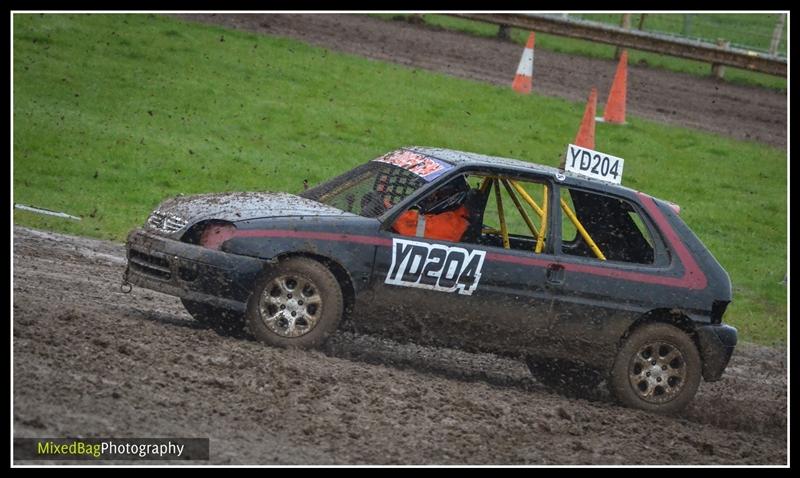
[609,323,702,414]
[246,257,343,349]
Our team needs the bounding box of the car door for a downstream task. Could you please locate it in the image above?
[545,184,671,364]
[366,170,562,356]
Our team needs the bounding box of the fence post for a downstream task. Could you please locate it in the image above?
[615,13,632,60]
[711,39,730,79]
[637,14,647,30]
[409,14,425,24]
[682,14,693,37]
[769,13,786,55]
[497,24,511,40]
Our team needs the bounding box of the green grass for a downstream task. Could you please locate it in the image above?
[13,14,786,345]
[377,14,787,91]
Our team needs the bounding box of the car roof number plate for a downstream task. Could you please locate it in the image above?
[564,144,624,185]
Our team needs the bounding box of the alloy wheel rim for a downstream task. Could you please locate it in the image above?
[628,340,687,404]
[259,275,322,338]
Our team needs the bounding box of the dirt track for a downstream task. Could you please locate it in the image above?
[12,226,787,464]
[171,14,787,148]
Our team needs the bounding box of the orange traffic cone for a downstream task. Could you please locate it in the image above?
[601,49,628,124]
[511,32,535,94]
[560,87,597,169]
[574,87,598,149]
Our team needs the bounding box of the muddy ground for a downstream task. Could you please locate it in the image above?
[172,14,787,148]
[12,226,787,465]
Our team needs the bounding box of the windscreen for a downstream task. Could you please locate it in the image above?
[300,159,428,218]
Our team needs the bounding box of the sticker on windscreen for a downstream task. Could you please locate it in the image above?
[385,238,485,295]
[373,150,452,181]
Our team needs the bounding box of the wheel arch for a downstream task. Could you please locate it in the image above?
[619,308,700,350]
[618,308,730,384]
[268,251,356,318]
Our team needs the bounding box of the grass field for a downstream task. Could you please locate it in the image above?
[377,14,787,91]
[13,14,787,344]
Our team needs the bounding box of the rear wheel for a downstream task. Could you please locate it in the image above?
[246,257,343,349]
[609,323,702,414]
[180,298,246,335]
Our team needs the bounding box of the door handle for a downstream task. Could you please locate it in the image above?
[546,263,565,286]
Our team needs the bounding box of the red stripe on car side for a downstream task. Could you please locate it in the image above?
[636,192,707,290]
[485,253,551,269]
[486,251,695,287]
[233,229,393,246]
[488,194,707,290]
[235,195,707,291]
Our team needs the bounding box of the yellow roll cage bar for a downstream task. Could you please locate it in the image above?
[477,176,605,260]
[559,198,606,261]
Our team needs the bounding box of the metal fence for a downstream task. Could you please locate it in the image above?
[451,13,787,77]
[570,13,787,58]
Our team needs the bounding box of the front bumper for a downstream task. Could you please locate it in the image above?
[695,324,738,382]
[124,228,265,312]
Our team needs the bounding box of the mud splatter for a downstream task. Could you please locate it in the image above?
[12,226,786,464]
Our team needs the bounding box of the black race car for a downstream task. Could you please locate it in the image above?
[124,147,736,413]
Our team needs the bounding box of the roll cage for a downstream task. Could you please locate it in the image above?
[379,165,610,261]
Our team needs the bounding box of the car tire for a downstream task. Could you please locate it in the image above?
[525,357,604,396]
[246,257,343,349]
[181,298,246,334]
[609,322,702,414]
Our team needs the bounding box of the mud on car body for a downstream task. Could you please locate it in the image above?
[124,146,736,413]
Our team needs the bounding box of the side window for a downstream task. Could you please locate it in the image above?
[462,174,551,253]
[559,187,655,264]
[389,173,476,243]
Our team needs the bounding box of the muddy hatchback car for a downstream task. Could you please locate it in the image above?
[124,146,737,413]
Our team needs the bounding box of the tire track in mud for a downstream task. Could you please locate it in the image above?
[171,13,786,148]
[12,227,786,464]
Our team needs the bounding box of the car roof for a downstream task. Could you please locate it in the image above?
[403,146,647,198]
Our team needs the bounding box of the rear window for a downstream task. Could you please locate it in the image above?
[560,187,656,264]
